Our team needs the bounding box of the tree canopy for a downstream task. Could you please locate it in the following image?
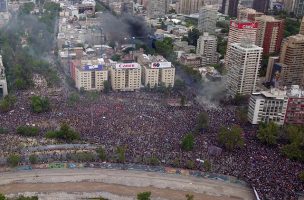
[257,122,279,146]
[218,126,244,151]
[45,123,80,142]
[137,191,151,200]
[30,96,50,113]
[155,37,173,58]
[181,133,195,151]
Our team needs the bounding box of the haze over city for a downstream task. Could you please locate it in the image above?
[0,0,303,200]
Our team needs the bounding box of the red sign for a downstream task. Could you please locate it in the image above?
[230,20,258,29]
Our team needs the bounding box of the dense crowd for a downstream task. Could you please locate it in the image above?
[0,90,303,199]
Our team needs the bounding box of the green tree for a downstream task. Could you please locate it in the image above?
[299,171,304,182]
[203,160,211,171]
[7,154,21,167]
[103,80,111,93]
[116,146,126,163]
[147,156,160,166]
[236,107,248,125]
[155,37,173,58]
[137,191,151,200]
[16,195,38,200]
[67,92,80,106]
[29,154,38,164]
[111,54,121,61]
[281,143,304,162]
[185,194,194,200]
[257,122,279,146]
[96,147,107,161]
[180,95,186,107]
[19,2,35,15]
[217,36,227,59]
[181,133,194,151]
[187,28,200,46]
[285,125,304,145]
[0,95,16,112]
[186,160,195,169]
[196,112,209,132]
[45,123,80,142]
[0,127,8,134]
[30,96,50,113]
[0,193,5,200]
[218,126,244,151]
[16,126,39,137]
[173,79,186,92]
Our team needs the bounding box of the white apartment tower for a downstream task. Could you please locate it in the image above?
[226,42,263,96]
[198,5,218,34]
[226,20,258,66]
[147,0,166,18]
[196,33,218,66]
[0,55,8,98]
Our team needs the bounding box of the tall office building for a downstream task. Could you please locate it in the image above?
[198,5,218,34]
[279,34,304,87]
[176,0,204,15]
[252,0,269,13]
[294,0,304,17]
[221,0,239,17]
[226,20,258,65]
[226,42,263,96]
[0,55,8,97]
[255,15,284,55]
[196,33,218,66]
[147,0,166,18]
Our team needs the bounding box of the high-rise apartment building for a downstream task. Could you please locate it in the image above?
[226,20,258,65]
[294,0,304,17]
[147,0,166,18]
[279,34,304,87]
[252,0,269,13]
[196,33,218,66]
[221,0,239,17]
[198,5,218,34]
[176,0,204,15]
[226,42,263,96]
[110,63,141,91]
[70,59,108,91]
[255,15,284,55]
[138,54,175,88]
[0,55,8,97]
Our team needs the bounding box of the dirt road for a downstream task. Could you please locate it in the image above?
[0,168,254,200]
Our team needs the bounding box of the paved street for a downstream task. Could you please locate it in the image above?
[0,168,254,200]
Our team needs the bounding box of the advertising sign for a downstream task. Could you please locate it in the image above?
[230,21,258,29]
[116,63,139,69]
[151,62,171,69]
[83,64,103,71]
